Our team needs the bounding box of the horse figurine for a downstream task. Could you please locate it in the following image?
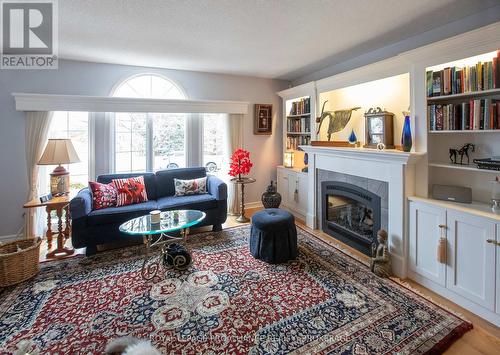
[316,101,361,141]
[449,143,475,165]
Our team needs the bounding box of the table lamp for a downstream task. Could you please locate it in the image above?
[38,139,80,195]
[284,151,294,168]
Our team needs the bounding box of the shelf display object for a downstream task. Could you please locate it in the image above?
[363,107,394,149]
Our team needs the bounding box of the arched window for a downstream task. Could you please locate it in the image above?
[111,74,187,172]
[113,74,186,100]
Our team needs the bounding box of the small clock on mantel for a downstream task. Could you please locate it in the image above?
[363,107,394,149]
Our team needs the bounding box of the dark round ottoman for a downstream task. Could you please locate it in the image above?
[250,208,297,264]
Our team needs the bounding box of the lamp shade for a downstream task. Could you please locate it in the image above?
[284,151,294,168]
[38,139,80,165]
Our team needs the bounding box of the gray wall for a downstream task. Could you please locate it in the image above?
[0,60,289,237]
[292,5,500,86]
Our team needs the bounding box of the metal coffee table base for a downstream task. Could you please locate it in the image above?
[141,228,191,280]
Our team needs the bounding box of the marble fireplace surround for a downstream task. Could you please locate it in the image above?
[301,146,424,277]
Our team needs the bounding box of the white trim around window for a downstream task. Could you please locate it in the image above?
[88,112,96,181]
[13,93,249,114]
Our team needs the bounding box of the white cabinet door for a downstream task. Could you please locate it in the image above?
[446,210,496,311]
[276,170,288,206]
[287,173,298,211]
[409,201,446,286]
[495,224,500,315]
[297,173,308,215]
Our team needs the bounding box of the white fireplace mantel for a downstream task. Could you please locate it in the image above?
[300,145,426,277]
[299,146,425,165]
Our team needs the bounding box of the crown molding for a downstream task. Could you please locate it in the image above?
[284,22,500,96]
[277,82,316,100]
[398,22,500,66]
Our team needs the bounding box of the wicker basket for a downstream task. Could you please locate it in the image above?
[0,238,42,287]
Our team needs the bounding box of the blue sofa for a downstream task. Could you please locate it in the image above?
[69,167,227,255]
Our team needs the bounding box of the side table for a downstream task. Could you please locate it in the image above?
[23,195,74,259]
[230,177,256,223]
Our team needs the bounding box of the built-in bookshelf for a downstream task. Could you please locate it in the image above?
[429,129,499,134]
[429,162,500,174]
[285,97,312,151]
[426,49,500,203]
[426,50,500,132]
[426,50,500,97]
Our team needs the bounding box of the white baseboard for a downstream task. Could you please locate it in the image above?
[0,234,19,243]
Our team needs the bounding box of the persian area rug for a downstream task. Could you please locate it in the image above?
[0,225,471,354]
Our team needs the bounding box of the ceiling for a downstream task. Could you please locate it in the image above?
[59,0,499,80]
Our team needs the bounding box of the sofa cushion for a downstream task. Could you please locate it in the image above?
[156,167,206,198]
[89,181,117,210]
[97,172,157,200]
[87,200,158,226]
[157,194,217,211]
[174,177,207,196]
[112,176,149,206]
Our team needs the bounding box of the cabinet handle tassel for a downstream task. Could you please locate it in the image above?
[437,237,446,263]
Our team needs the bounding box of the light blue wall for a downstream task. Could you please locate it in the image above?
[0,60,289,237]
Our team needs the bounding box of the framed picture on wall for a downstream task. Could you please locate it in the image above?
[254,104,272,135]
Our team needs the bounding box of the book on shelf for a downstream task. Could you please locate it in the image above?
[426,50,500,97]
[432,72,442,96]
[286,116,311,132]
[289,97,310,116]
[426,71,433,97]
[428,99,500,131]
[286,135,311,150]
[473,158,500,171]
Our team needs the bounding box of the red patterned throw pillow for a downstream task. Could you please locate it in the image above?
[111,176,148,206]
[89,181,117,210]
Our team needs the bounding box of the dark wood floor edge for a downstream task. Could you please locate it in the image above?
[425,322,474,355]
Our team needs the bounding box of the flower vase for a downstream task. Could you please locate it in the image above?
[348,129,357,145]
[302,153,309,172]
[401,115,412,152]
[261,181,281,208]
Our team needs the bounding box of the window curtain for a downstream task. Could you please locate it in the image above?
[25,111,53,238]
[224,114,243,215]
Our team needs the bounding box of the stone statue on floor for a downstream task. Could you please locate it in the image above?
[370,229,392,278]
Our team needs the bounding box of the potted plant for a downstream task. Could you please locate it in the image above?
[228,149,255,223]
[229,148,253,181]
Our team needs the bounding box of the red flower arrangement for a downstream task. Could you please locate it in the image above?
[229,148,253,181]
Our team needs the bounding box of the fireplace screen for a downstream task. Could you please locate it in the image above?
[326,195,374,244]
[321,181,381,256]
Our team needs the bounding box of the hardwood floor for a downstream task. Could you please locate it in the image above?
[40,207,500,353]
[299,222,500,354]
[231,210,500,354]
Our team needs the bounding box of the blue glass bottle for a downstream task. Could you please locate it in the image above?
[401,114,412,152]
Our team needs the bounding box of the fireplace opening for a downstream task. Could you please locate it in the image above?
[321,181,381,256]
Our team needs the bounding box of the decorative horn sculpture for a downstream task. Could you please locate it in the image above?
[316,101,361,141]
[315,100,331,135]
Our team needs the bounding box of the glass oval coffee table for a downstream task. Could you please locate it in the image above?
[119,210,206,280]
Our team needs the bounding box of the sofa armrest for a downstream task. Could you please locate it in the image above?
[207,175,227,201]
[69,188,92,220]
